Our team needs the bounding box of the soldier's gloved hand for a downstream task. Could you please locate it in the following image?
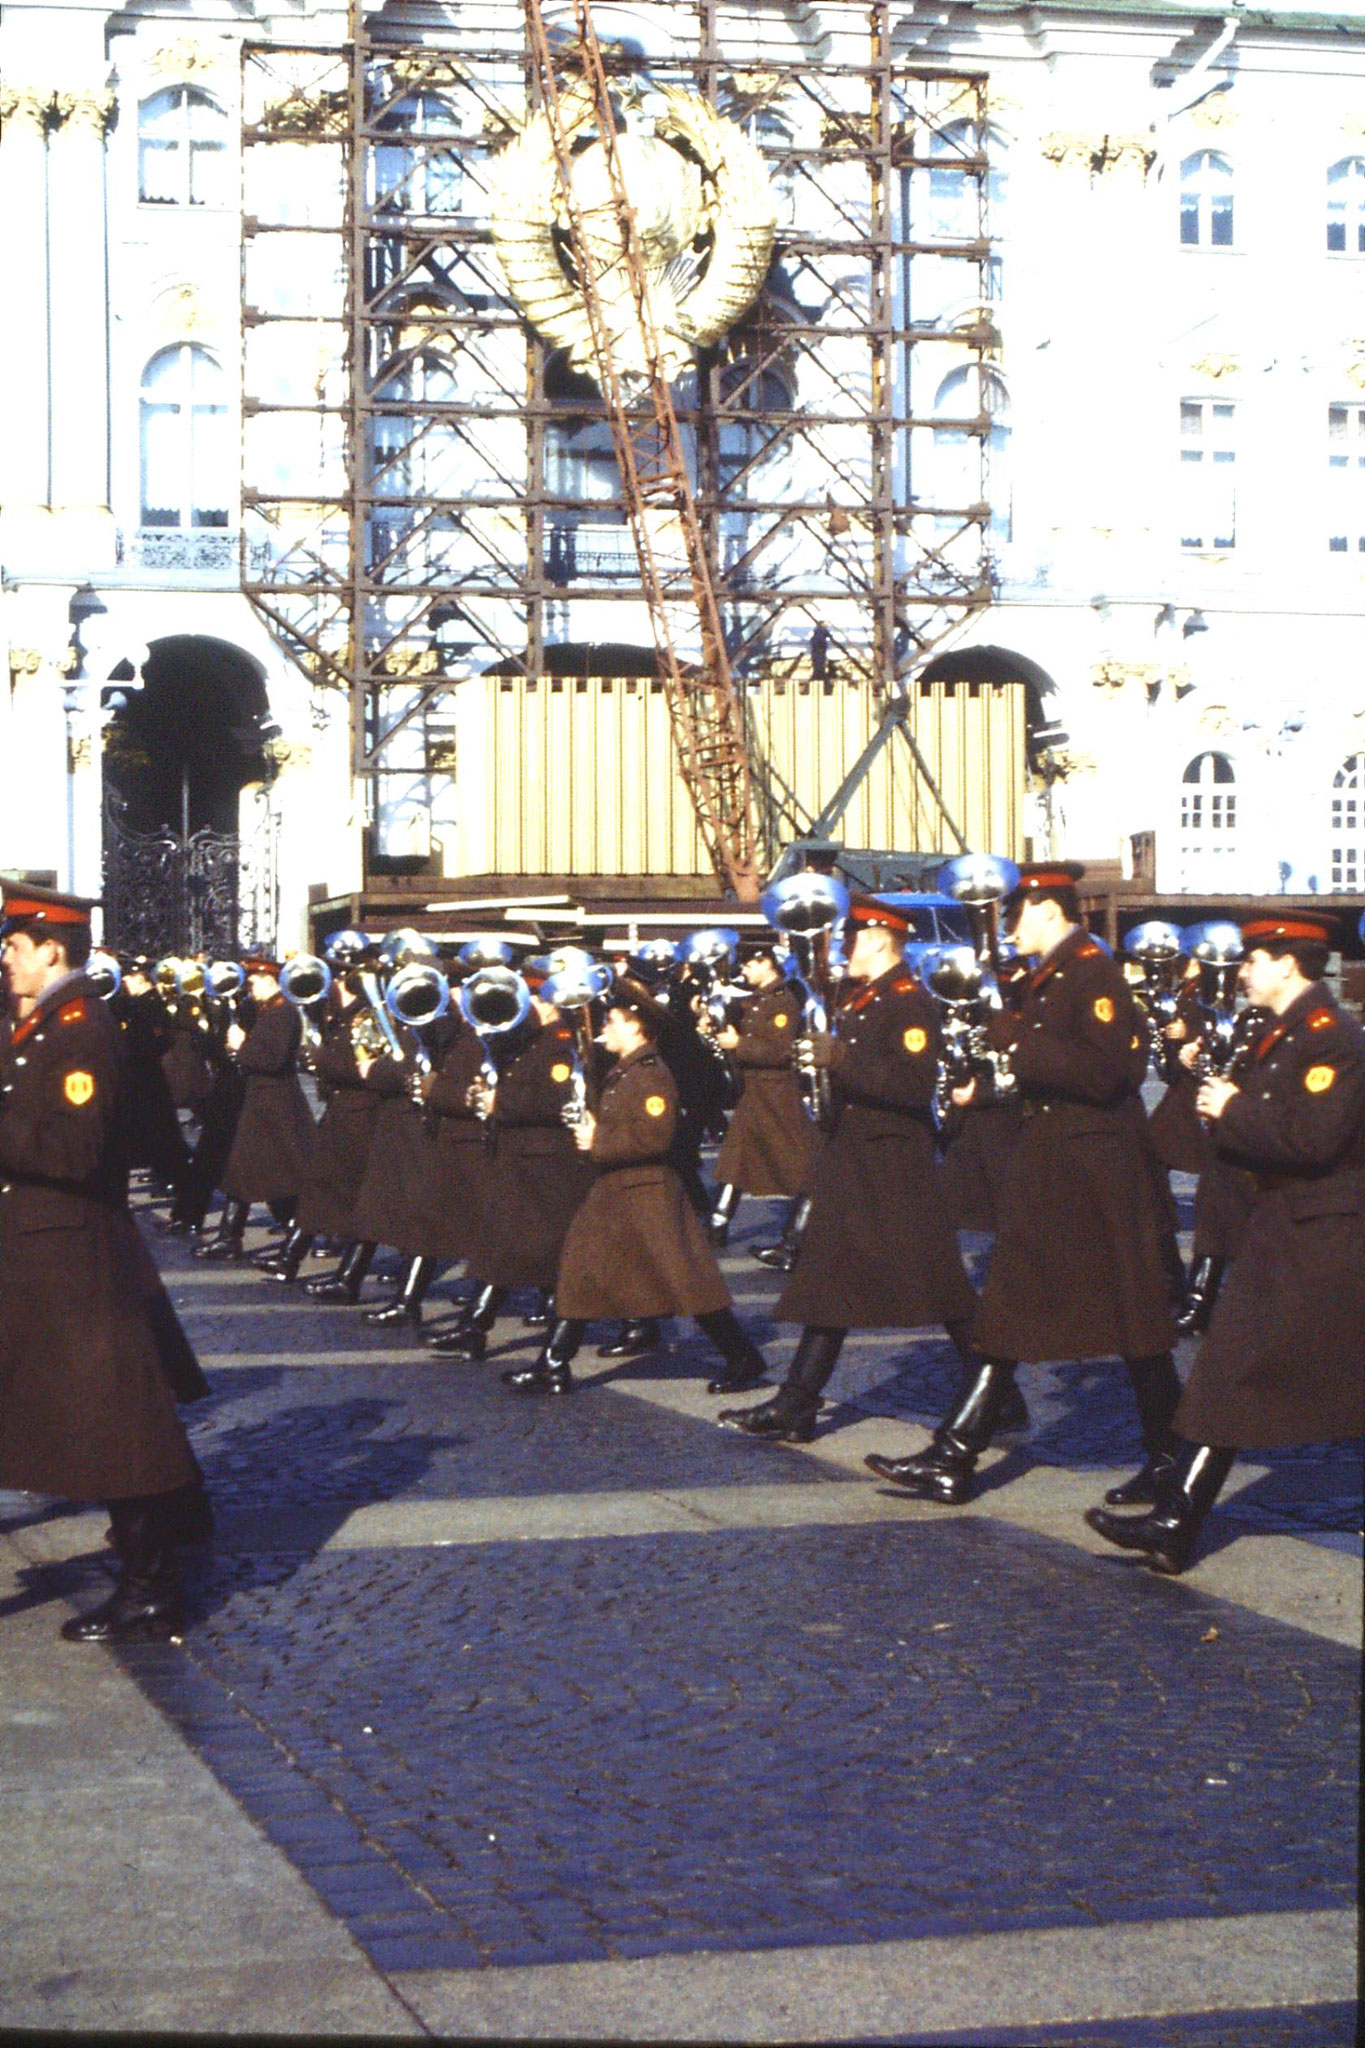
[804,1031,843,1070]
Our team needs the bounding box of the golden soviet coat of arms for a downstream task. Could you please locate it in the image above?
[490,79,777,384]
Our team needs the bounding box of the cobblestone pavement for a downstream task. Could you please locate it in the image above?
[0,1173,1359,2042]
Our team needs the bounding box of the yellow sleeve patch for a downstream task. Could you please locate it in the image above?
[1303,1065,1336,1094]
[773,1012,788,1028]
[644,1094,667,1117]
[550,1061,572,1083]
[64,1070,96,1106]
[903,1026,928,1054]
[1093,996,1115,1024]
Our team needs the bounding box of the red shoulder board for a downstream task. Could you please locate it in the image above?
[1076,942,1102,960]
[1308,1008,1335,1031]
[59,1000,88,1025]
[892,976,914,994]
[553,1026,573,1041]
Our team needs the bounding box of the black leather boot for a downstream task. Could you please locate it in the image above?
[1105,1352,1184,1505]
[708,1184,740,1247]
[697,1308,769,1395]
[521,1289,553,1328]
[63,1496,186,1642]
[195,1198,249,1261]
[1086,1441,1236,1574]
[503,1319,584,1396]
[305,1240,374,1303]
[258,1224,313,1283]
[361,1254,435,1328]
[864,1359,1019,1503]
[427,1283,508,1358]
[1176,1256,1226,1335]
[751,1195,811,1271]
[596,1318,662,1358]
[718,1325,843,1438]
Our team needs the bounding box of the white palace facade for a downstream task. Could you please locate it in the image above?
[1,0,1363,946]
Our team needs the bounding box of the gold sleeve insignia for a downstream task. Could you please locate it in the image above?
[644,1094,667,1117]
[550,1062,572,1083]
[903,1026,928,1054]
[1303,1065,1336,1094]
[1094,996,1115,1024]
[64,1070,96,1106]
[773,1012,788,1028]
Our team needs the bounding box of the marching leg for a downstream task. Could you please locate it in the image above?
[361,1254,435,1329]
[707,1183,740,1247]
[696,1308,769,1395]
[62,1494,187,1642]
[1086,1440,1236,1574]
[305,1239,374,1303]
[1104,1352,1183,1506]
[718,1324,844,1441]
[1175,1255,1226,1335]
[503,1318,585,1397]
[258,1224,313,1283]
[195,1197,249,1262]
[426,1282,509,1359]
[864,1357,1020,1503]
[596,1318,662,1359]
[751,1195,811,1272]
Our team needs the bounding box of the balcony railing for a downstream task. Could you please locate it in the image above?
[116,528,272,579]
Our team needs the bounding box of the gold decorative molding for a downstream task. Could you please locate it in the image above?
[148,40,230,82]
[155,281,213,341]
[1344,341,1365,392]
[1041,131,1155,176]
[1197,704,1237,738]
[1191,353,1239,382]
[1092,659,1160,695]
[54,89,117,138]
[1340,113,1365,140]
[1190,96,1236,130]
[388,54,469,90]
[68,734,95,771]
[7,647,45,681]
[380,646,441,678]
[264,738,312,771]
[0,86,56,134]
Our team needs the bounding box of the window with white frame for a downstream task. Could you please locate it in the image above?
[1180,151,1233,248]
[138,88,229,207]
[931,364,1010,538]
[1179,752,1238,885]
[1328,402,1365,554]
[1179,398,1235,550]
[1331,754,1364,891]
[374,92,464,218]
[139,345,230,528]
[1327,157,1365,255]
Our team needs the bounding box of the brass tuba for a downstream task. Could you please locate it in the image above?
[760,872,850,1130]
[928,853,1024,1106]
[458,964,532,1120]
[1123,920,1185,1070]
[1182,922,1251,1090]
[280,953,334,1065]
[384,961,451,1078]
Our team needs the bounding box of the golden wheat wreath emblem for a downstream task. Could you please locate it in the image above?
[489,79,777,384]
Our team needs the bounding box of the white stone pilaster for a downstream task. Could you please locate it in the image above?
[0,88,54,531]
[47,89,116,561]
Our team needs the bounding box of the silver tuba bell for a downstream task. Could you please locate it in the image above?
[458,964,532,1118]
[675,926,743,1029]
[929,852,1024,1108]
[1181,922,1249,1094]
[1123,920,1185,1068]
[384,961,451,1077]
[760,872,850,1130]
[87,950,123,1001]
[280,953,334,1064]
[542,958,612,1128]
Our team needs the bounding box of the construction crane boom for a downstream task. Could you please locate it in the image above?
[522,0,763,901]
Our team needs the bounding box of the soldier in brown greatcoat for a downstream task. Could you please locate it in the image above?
[867,863,1181,1507]
[197,958,317,1258]
[428,977,595,1360]
[503,978,768,1398]
[719,896,977,1444]
[1088,913,1365,1574]
[0,884,211,1642]
[259,975,379,1284]
[706,935,813,1250]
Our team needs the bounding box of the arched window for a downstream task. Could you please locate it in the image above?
[1331,754,1365,891]
[1327,157,1365,255]
[1180,151,1233,248]
[931,364,1010,538]
[374,93,464,218]
[1179,752,1238,885]
[139,345,230,529]
[138,88,229,208]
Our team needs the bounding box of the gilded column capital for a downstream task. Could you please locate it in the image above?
[7,647,46,681]
[0,85,56,135]
[1042,131,1155,177]
[53,89,117,139]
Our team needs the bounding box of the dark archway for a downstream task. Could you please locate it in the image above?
[104,635,271,835]
[919,643,1062,771]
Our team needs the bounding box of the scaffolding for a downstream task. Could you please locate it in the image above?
[240,1,997,894]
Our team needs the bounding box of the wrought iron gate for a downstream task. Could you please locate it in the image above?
[102,792,277,959]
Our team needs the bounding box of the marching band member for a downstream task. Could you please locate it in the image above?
[706,933,813,1249]
[262,966,376,1284]
[111,957,194,1205]
[196,957,316,1260]
[428,967,594,1360]
[505,976,768,1399]
[865,864,1181,1507]
[1088,913,1365,1572]
[719,896,976,1443]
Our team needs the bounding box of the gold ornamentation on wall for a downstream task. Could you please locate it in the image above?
[1092,660,1161,695]
[1344,341,1365,392]
[380,647,442,678]
[148,41,229,82]
[54,90,117,138]
[0,86,56,133]
[7,647,45,681]
[1191,96,1237,130]
[1191,354,1239,382]
[1041,132,1156,176]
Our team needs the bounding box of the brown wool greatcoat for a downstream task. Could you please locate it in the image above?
[162,1009,213,1109]
[778,965,976,1331]
[0,975,207,1501]
[294,1002,380,1238]
[972,927,1177,1362]
[937,1099,1024,1234]
[1176,984,1365,1448]
[418,1018,497,1262]
[714,982,814,1197]
[220,995,317,1203]
[472,1018,596,1288]
[556,1046,731,1320]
